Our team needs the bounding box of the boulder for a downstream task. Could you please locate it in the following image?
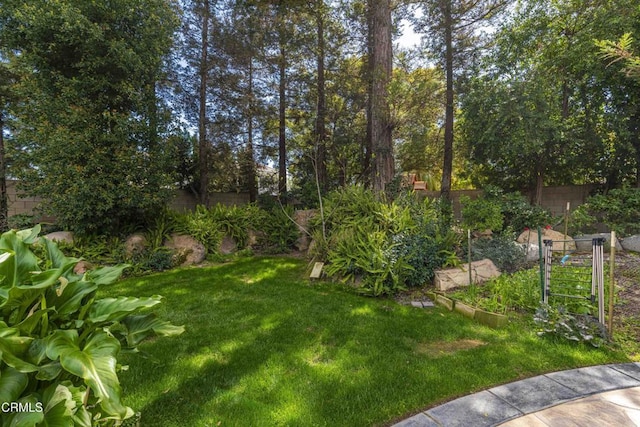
[517,229,575,252]
[621,235,640,253]
[293,209,316,252]
[219,235,237,255]
[44,231,74,245]
[124,233,147,256]
[574,233,623,252]
[164,234,206,266]
[73,260,92,275]
[518,242,540,262]
[434,259,501,291]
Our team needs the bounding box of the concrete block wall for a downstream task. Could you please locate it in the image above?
[420,184,597,219]
[4,180,596,222]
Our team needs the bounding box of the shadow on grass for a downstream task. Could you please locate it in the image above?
[109,257,630,426]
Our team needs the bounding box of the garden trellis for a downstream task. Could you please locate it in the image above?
[541,237,606,325]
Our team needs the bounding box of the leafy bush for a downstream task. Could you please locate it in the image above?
[494,190,552,233]
[175,206,223,254]
[469,235,527,273]
[257,205,301,253]
[0,226,183,425]
[534,303,607,347]
[571,188,640,236]
[463,187,552,234]
[460,195,504,232]
[8,213,35,230]
[320,187,455,295]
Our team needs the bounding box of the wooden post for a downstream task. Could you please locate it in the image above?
[608,231,616,338]
[563,202,570,256]
[468,229,472,287]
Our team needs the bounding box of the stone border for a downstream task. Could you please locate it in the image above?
[393,363,640,427]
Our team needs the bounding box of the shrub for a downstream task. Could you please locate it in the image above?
[460,195,504,232]
[320,187,455,294]
[8,213,35,230]
[571,188,640,236]
[469,235,527,273]
[257,205,300,253]
[494,190,552,233]
[175,206,223,254]
[0,226,183,425]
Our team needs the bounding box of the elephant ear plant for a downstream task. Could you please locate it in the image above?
[0,226,184,426]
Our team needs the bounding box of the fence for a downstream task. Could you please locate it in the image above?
[420,184,597,219]
[6,180,597,221]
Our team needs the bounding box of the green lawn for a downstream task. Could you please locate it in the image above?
[104,257,630,426]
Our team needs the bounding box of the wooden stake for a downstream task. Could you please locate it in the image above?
[608,231,616,338]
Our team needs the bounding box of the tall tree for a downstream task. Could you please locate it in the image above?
[1,0,179,234]
[367,0,394,192]
[198,0,212,206]
[0,63,13,232]
[413,0,506,200]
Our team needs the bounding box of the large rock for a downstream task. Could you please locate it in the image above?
[518,242,540,262]
[574,233,623,252]
[621,235,640,253]
[219,235,237,255]
[124,233,147,256]
[434,259,501,291]
[293,209,316,252]
[45,231,74,245]
[164,234,206,266]
[517,229,576,252]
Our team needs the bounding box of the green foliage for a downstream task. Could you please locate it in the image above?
[257,206,300,254]
[173,206,219,254]
[534,304,608,347]
[451,268,540,314]
[7,214,35,230]
[0,226,183,425]
[1,0,180,235]
[485,187,552,233]
[461,187,552,234]
[470,235,527,273]
[571,188,640,236]
[319,187,455,295]
[460,195,504,232]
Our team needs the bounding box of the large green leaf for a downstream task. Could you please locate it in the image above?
[0,366,28,403]
[120,314,185,347]
[14,309,52,336]
[46,330,131,419]
[0,230,41,287]
[86,264,129,286]
[40,237,72,270]
[16,225,42,245]
[47,281,97,319]
[88,296,162,323]
[0,325,37,373]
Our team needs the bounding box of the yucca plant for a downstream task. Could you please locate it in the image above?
[0,226,184,426]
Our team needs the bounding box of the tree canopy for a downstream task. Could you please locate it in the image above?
[1,0,639,233]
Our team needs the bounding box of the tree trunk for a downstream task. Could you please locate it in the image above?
[278,41,287,196]
[247,58,257,202]
[0,111,8,232]
[441,0,454,202]
[315,1,327,192]
[198,0,210,207]
[368,0,394,193]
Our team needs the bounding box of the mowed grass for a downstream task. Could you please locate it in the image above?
[102,257,630,426]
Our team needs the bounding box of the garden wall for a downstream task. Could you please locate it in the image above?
[5,180,596,222]
[421,184,597,219]
[6,180,250,220]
